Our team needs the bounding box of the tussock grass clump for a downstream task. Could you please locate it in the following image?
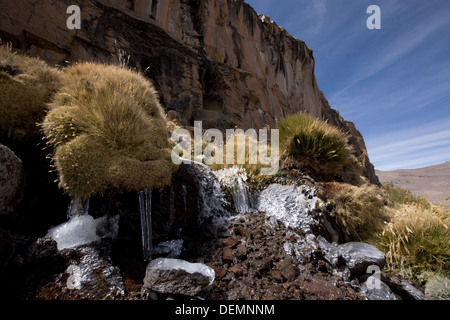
[41,62,177,198]
[0,44,61,139]
[207,132,277,187]
[371,202,449,277]
[278,112,359,182]
[323,182,390,242]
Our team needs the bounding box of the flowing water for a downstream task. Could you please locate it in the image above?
[213,167,253,214]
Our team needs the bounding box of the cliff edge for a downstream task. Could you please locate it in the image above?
[0,0,379,184]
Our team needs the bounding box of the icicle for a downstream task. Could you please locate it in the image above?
[139,189,153,261]
[181,184,187,213]
[67,196,90,220]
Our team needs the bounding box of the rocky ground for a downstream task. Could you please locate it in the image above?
[0,142,425,301]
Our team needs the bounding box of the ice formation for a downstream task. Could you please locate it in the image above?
[213,167,253,214]
[257,184,323,234]
[139,189,153,261]
[47,214,118,250]
[67,196,90,219]
[146,258,215,285]
[153,239,184,258]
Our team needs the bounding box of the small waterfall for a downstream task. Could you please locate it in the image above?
[213,167,252,214]
[139,189,153,262]
[67,196,90,219]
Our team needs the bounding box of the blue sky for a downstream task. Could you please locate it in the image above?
[245,0,450,171]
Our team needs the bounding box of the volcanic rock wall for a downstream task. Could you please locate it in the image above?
[0,0,379,184]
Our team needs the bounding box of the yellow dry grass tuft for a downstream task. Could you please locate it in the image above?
[371,201,449,276]
[41,62,177,198]
[0,43,61,139]
[323,182,390,242]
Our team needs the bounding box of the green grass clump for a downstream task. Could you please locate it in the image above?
[0,43,61,139]
[278,112,359,182]
[41,62,177,198]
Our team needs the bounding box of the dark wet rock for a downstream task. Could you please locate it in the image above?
[360,280,401,300]
[381,273,424,300]
[318,236,386,276]
[142,258,215,297]
[35,242,125,300]
[24,237,57,263]
[339,242,386,276]
[0,144,25,215]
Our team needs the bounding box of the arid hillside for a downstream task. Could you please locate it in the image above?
[376,162,450,206]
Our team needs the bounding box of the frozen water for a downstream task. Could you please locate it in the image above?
[139,189,153,261]
[63,247,125,299]
[213,167,253,214]
[182,161,229,228]
[67,196,90,219]
[257,184,323,234]
[153,239,184,258]
[147,258,215,285]
[47,214,100,250]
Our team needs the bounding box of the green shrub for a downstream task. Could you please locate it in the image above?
[41,62,177,198]
[278,112,358,181]
[0,44,61,139]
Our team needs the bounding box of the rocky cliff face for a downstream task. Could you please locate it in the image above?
[0,0,379,184]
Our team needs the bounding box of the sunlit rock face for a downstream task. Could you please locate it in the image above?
[0,0,379,184]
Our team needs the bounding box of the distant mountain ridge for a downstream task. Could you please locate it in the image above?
[376,162,450,206]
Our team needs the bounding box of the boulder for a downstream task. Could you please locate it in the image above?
[318,236,386,276]
[142,258,215,296]
[339,242,386,275]
[0,144,25,215]
[360,280,401,300]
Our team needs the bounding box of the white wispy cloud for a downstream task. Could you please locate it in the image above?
[366,119,450,170]
[331,20,447,102]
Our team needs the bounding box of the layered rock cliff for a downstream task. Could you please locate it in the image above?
[0,0,379,184]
